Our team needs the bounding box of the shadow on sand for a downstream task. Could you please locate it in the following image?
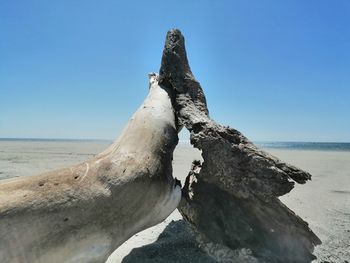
[121,220,215,263]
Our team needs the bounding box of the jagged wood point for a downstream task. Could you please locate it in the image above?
[159,29,321,263]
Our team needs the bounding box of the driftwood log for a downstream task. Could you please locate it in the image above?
[0,29,321,263]
[0,74,181,263]
[159,29,321,263]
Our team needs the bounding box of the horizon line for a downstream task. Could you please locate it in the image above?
[0,137,349,144]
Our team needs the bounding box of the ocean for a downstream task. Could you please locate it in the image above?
[1,138,350,150]
[256,141,350,151]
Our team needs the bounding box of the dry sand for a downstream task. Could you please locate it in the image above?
[0,140,349,262]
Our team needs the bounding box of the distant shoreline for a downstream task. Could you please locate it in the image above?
[1,138,350,152]
[0,138,112,142]
[256,141,350,152]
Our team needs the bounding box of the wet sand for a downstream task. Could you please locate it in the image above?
[0,140,349,262]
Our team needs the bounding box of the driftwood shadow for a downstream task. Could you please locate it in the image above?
[121,220,215,263]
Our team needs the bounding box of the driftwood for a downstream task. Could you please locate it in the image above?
[1,29,321,263]
[0,74,181,263]
[159,29,321,263]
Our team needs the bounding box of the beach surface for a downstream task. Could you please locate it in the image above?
[0,140,349,262]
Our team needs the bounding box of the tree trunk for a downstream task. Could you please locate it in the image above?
[0,74,181,263]
[159,29,321,263]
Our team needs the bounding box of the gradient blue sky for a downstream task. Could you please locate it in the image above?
[1,0,349,142]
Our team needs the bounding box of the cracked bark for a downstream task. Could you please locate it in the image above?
[159,29,321,263]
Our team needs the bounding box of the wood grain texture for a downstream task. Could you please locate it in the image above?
[0,74,181,263]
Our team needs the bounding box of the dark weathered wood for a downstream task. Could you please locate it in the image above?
[159,29,321,263]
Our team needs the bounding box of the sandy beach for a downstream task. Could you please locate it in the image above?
[0,140,349,262]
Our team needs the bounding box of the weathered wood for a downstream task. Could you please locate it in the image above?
[0,29,322,263]
[0,74,181,263]
[159,29,321,263]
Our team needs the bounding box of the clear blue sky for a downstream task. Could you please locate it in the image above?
[1,0,349,142]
